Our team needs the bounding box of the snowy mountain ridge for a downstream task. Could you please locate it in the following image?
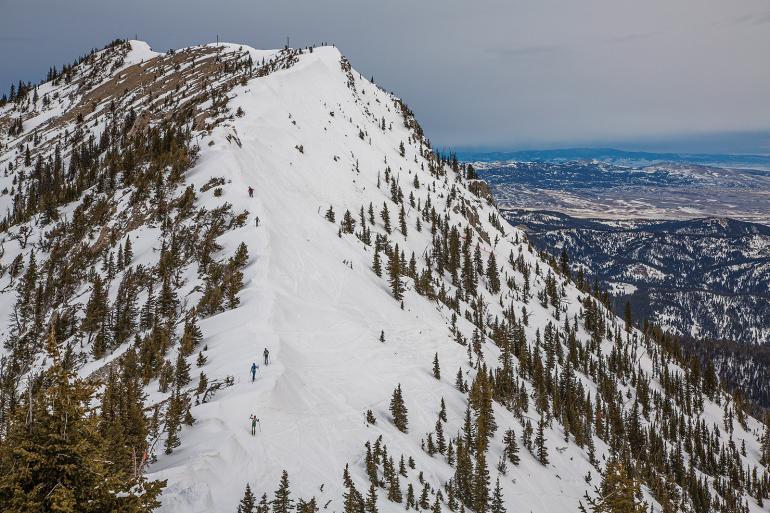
[0,40,768,513]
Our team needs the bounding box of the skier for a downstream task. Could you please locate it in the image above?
[263,347,270,366]
[250,414,259,436]
[251,362,258,382]
[255,216,260,227]
[248,186,254,198]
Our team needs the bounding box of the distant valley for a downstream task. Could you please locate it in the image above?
[501,210,770,345]
[470,155,770,224]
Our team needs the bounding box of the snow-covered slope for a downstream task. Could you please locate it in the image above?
[144,45,599,512]
[0,40,768,513]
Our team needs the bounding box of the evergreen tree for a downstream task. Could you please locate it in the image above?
[0,326,164,512]
[433,352,441,379]
[582,459,646,513]
[559,247,570,278]
[387,245,403,300]
[342,210,356,233]
[373,248,382,277]
[124,236,134,265]
[164,391,183,454]
[472,449,490,513]
[486,252,500,294]
[257,494,270,513]
[490,479,505,513]
[175,351,191,388]
[273,470,293,513]
[365,484,378,513]
[381,203,391,234]
[238,483,257,513]
[342,464,364,513]
[390,384,408,432]
[534,414,549,465]
[503,428,520,465]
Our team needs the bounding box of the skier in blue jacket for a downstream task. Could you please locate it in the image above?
[251,362,258,382]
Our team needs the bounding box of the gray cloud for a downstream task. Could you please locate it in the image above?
[606,31,662,44]
[486,45,565,58]
[1,0,769,152]
[732,10,770,25]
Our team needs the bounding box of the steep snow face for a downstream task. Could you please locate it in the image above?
[1,41,768,513]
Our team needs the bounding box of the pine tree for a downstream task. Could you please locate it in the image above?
[453,438,473,505]
[164,391,183,454]
[273,470,293,513]
[342,210,356,233]
[503,428,520,465]
[0,326,164,512]
[390,384,408,432]
[486,252,500,294]
[124,236,134,265]
[180,316,203,356]
[381,203,391,233]
[238,483,257,513]
[432,352,441,379]
[175,351,191,387]
[559,247,570,278]
[472,449,490,513]
[419,483,430,509]
[387,245,403,300]
[455,368,465,392]
[387,469,402,503]
[582,459,646,513]
[373,248,382,277]
[342,464,364,513]
[432,495,442,513]
[297,498,319,513]
[534,414,549,465]
[257,494,270,513]
[406,483,415,508]
[365,484,378,513]
[490,479,505,513]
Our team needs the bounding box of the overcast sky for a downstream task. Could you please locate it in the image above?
[2,0,769,153]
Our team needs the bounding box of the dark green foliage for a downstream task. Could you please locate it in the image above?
[389,384,408,433]
[272,470,293,513]
[238,483,256,513]
[0,328,164,512]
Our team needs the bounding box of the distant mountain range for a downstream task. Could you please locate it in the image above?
[457,147,770,170]
[502,209,770,345]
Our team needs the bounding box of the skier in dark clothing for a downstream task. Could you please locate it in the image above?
[263,347,270,366]
[251,362,257,382]
[248,186,254,198]
[255,216,260,227]
[250,414,259,435]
